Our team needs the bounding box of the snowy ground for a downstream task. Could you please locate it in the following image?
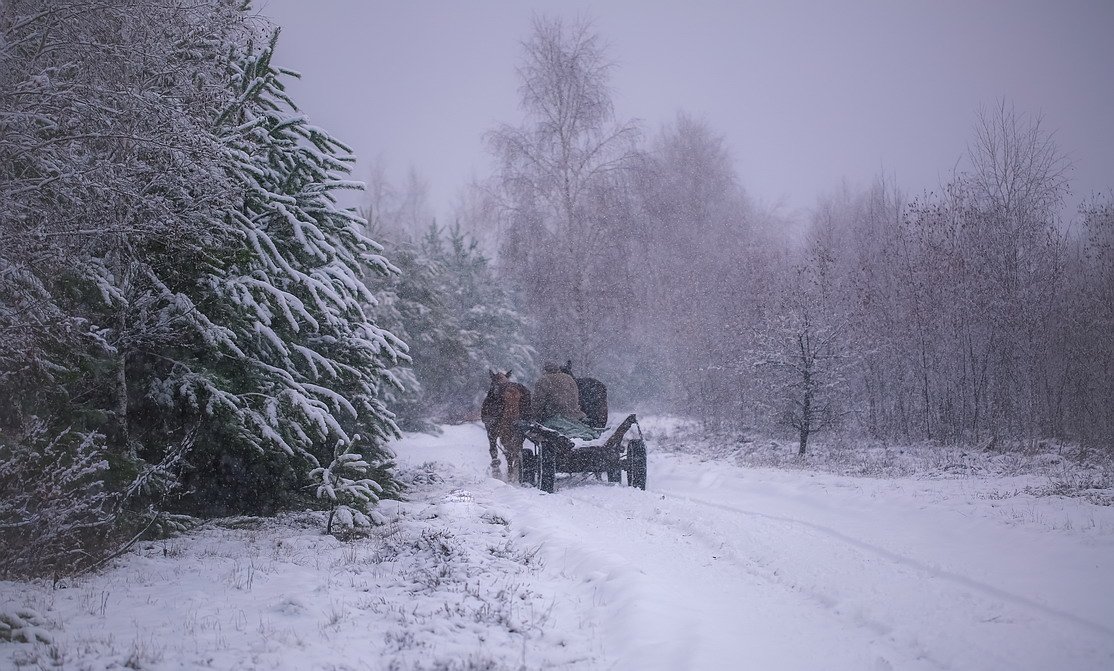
[3,419,1114,670]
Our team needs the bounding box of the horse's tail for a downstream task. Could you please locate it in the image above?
[496,383,529,440]
[481,387,502,426]
[517,384,532,423]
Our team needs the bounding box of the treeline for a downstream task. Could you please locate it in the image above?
[470,17,1113,455]
[0,1,407,577]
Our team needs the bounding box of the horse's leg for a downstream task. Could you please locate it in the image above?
[506,430,524,484]
[485,424,501,477]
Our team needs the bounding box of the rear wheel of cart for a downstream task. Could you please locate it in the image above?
[606,456,622,483]
[539,442,557,493]
[606,445,622,482]
[627,439,647,490]
[520,448,538,486]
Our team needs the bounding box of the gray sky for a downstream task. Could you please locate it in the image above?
[259,0,1113,225]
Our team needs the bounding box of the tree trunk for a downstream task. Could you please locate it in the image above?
[920,341,932,440]
[799,382,812,456]
[114,345,130,456]
[110,247,133,459]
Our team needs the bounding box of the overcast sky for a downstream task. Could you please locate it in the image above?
[258,0,1113,225]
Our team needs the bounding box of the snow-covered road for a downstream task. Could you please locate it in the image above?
[399,422,1114,671]
[4,421,1112,670]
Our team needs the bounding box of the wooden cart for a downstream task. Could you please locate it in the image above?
[519,414,647,493]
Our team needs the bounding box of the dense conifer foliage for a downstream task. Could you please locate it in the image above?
[366,222,534,430]
[0,1,404,576]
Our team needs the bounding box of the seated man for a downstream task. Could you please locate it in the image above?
[531,362,585,423]
[531,362,601,440]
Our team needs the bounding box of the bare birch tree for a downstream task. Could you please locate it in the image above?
[486,16,639,366]
[750,262,854,455]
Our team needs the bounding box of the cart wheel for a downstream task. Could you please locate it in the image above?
[521,448,538,486]
[606,464,622,483]
[539,443,557,493]
[627,439,647,490]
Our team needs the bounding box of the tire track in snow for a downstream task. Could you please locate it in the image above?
[597,494,909,632]
[642,463,1113,669]
[560,485,947,671]
[563,471,1114,671]
[492,482,701,671]
[676,492,1114,640]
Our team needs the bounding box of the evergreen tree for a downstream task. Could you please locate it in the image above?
[160,32,407,512]
[367,223,533,428]
[438,225,534,399]
[311,438,387,534]
[1,3,409,576]
[0,0,250,576]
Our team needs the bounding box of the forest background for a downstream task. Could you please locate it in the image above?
[1,2,1110,579]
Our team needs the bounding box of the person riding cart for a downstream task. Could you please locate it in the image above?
[530,362,599,439]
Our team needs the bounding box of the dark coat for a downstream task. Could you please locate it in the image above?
[576,377,608,428]
[558,361,608,428]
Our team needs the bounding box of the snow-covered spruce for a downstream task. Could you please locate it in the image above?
[366,222,534,429]
[0,3,408,578]
[153,31,408,513]
[310,438,387,532]
[0,0,253,577]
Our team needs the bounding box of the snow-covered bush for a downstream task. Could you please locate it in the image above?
[311,438,390,534]
[0,422,119,579]
[0,607,52,644]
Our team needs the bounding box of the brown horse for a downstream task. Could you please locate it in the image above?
[481,371,531,481]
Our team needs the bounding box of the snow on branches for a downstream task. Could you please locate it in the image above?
[200,32,407,494]
[310,437,388,534]
[0,2,409,571]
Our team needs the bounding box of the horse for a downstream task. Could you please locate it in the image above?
[561,360,609,428]
[480,370,531,481]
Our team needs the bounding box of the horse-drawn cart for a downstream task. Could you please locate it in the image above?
[518,413,647,493]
